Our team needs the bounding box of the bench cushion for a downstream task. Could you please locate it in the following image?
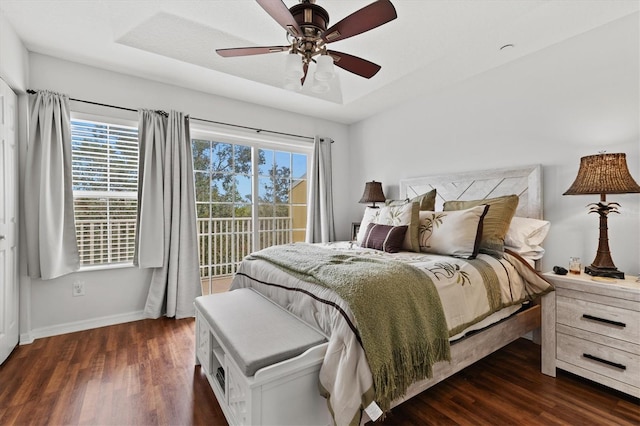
[195,289,327,376]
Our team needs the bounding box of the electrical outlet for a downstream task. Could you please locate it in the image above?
[73,280,85,297]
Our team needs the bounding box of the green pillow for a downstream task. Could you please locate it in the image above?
[386,188,436,211]
[443,194,519,256]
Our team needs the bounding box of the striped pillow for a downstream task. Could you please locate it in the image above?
[362,223,408,253]
[443,194,519,256]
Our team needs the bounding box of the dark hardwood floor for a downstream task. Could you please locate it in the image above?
[0,318,637,425]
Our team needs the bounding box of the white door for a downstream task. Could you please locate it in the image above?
[0,78,19,365]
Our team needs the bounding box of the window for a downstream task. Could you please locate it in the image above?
[69,115,310,280]
[71,118,139,266]
[192,132,310,293]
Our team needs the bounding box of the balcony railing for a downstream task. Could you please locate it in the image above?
[197,217,293,278]
[76,219,136,265]
[75,217,295,279]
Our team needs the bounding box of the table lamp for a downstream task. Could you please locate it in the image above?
[563,152,640,279]
[359,181,386,208]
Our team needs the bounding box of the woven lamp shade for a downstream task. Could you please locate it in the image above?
[359,181,386,206]
[564,153,640,195]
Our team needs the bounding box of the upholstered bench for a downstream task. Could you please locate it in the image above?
[194,288,331,425]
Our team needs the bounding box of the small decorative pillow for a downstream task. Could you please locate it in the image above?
[385,188,437,211]
[418,205,489,259]
[361,223,408,253]
[357,202,420,252]
[443,194,519,256]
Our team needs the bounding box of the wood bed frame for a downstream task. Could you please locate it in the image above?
[375,164,550,417]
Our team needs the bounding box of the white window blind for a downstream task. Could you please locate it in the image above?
[71,118,138,266]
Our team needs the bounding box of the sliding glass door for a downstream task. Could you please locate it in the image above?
[257,149,308,250]
[193,136,308,294]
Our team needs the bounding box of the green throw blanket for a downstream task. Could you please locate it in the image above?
[249,243,451,412]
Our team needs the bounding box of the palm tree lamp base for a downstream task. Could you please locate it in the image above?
[584,265,625,280]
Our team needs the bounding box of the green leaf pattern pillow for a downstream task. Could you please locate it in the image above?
[418,205,489,259]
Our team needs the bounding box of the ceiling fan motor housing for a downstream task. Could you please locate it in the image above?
[290,1,329,35]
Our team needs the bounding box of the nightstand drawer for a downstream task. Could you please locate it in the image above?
[557,333,640,388]
[557,295,639,345]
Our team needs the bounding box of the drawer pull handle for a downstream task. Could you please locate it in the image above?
[583,353,626,370]
[582,314,626,328]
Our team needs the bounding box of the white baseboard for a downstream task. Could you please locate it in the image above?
[20,310,146,344]
[19,333,34,345]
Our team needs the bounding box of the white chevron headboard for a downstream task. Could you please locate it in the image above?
[399,165,543,219]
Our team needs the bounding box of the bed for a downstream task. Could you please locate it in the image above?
[229,165,553,425]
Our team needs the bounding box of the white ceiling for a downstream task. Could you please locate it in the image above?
[1,0,638,124]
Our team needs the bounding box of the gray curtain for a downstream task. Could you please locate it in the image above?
[134,110,165,267]
[136,110,201,319]
[24,90,79,279]
[305,136,336,243]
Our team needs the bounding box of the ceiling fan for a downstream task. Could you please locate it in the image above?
[216,0,397,92]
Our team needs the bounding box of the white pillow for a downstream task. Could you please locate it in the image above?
[504,216,550,260]
[418,205,489,259]
[357,202,419,251]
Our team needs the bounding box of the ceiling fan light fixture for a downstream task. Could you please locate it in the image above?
[285,53,304,79]
[315,54,335,81]
[284,77,302,92]
[311,76,330,94]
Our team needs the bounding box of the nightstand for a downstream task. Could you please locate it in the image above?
[351,222,361,241]
[541,272,640,398]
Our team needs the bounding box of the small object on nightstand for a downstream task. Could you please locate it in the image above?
[569,257,581,275]
[553,266,568,275]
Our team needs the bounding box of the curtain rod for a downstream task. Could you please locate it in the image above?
[190,116,315,141]
[26,89,317,142]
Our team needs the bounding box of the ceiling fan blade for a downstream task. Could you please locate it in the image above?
[256,0,303,38]
[216,46,290,57]
[321,0,397,44]
[327,50,381,79]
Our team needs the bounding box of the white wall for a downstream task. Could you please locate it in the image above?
[24,54,350,339]
[0,12,28,91]
[348,14,640,275]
